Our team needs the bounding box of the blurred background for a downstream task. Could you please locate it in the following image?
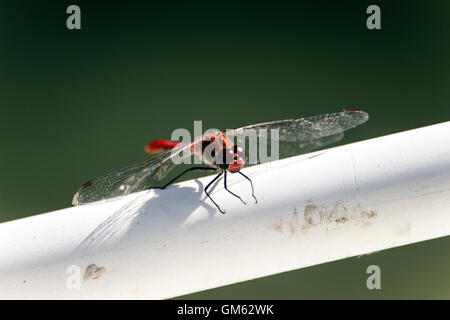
[0,1,449,298]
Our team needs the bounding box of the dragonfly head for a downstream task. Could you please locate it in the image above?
[226,145,246,173]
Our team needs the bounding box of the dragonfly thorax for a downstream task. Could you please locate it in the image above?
[213,145,246,173]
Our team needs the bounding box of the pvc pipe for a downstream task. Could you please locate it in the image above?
[0,121,450,299]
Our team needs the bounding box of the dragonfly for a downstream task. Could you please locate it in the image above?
[72,110,369,213]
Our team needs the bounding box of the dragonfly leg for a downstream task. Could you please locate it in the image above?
[224,171,247,205]
[160,166,216,189]
[204,172,225,214]
[239,172,257,204]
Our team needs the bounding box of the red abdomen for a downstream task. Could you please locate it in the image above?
[145,140,179,154]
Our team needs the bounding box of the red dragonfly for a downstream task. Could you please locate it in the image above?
[72,110,369,213]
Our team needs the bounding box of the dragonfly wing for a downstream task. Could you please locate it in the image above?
[277,132,344,158]
[72,144,192,205]
[226,110,368,161]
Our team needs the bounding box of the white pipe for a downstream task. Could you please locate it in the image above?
[1,122,450,299]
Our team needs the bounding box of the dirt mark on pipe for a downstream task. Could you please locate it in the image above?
[268,202,377,235]
[84,264,106,281]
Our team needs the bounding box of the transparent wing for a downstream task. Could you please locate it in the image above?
[226,110,369,162]
[72,142,199,205]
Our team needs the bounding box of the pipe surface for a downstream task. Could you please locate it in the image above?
[0,122,449,299]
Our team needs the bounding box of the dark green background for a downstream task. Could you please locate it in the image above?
[1,1,449,298]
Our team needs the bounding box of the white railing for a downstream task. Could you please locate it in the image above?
[1,121,450,299]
